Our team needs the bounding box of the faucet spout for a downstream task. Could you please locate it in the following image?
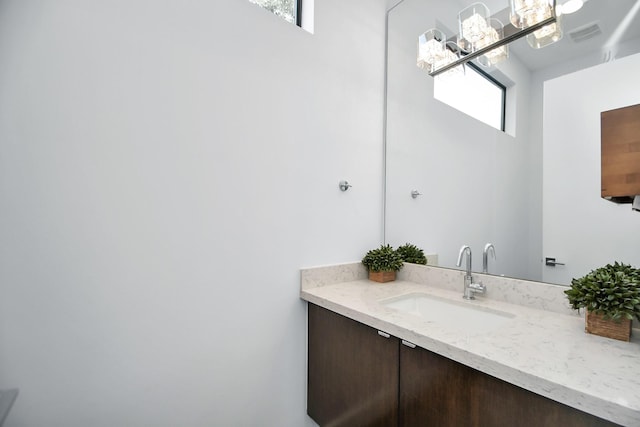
[483,243,496,274]
[456,245,472,277]
[456,245,485,300]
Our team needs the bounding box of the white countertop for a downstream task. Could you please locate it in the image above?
[300,263,640,427]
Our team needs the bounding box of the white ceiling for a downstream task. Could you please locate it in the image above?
[455,0,640,71]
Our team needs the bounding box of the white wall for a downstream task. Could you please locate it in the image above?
[542,52,640,285]
[0,1,386,425]
[528,35,640,282]
[385,0,535,278]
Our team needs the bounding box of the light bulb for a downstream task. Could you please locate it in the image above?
[559,0,584,15]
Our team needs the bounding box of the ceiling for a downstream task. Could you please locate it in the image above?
[457,0,640,72]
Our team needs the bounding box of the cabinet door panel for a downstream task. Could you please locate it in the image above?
[400,345,620,427]
[472,367,620,427]
[307,304,399,427]
[601,103,640,198]
[399,343,473,427]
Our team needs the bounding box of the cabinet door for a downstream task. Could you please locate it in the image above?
[601,103,640,198]
[400,344,619,427]
[399,341,473,426]
[307,304,399,427]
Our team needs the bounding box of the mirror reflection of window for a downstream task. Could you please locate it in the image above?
[434,64,506,131]
[249,0,300,25]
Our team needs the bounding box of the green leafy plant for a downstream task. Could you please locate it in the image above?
[396,243,427,265]
[362,244,404,273]
[564,262,640,321]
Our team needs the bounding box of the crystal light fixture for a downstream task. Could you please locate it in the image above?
[417,29,447,73]
[510,0,554,29]
[527,13,563,48]
[477,18,509,66]
[435,44,465,79]
[458,2,491,49]
[417,29,465,77]
[417,0,558,77]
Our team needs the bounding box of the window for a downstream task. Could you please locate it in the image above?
[433,63,506,132]
[250,0,303,26]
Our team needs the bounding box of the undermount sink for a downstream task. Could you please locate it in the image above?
[381,292,515,334]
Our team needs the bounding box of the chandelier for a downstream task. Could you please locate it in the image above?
[418,0,571,77]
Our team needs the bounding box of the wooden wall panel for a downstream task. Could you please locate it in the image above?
[601,103,640,199]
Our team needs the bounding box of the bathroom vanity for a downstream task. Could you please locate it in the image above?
[300,263,640,427]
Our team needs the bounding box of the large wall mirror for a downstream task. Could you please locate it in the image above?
[384,0,640,285]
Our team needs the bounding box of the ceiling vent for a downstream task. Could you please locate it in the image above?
[568,22,603,43]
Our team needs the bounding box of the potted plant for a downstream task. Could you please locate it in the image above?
[564,262,640,341]
[396,243,427,265]
[362,244,404,283]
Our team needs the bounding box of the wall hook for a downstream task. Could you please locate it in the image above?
[411,190,422,199]
[339,180,352,191]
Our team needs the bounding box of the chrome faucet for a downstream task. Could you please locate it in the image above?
[483,243,496,274]
[456,245,486,300]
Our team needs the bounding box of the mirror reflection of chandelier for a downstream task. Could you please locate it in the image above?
[417,0,583,77]
[510,0,554,29]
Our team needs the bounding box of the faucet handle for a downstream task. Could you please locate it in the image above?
[469,282,486,294]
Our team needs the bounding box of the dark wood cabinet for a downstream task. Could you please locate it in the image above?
[399,341,473,426]
[307,303,619,427]
[307,303,399,427]
[399,343,619,427]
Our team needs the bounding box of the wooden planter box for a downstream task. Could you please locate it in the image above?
[585,310,632,342]
[369,270,396,283]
